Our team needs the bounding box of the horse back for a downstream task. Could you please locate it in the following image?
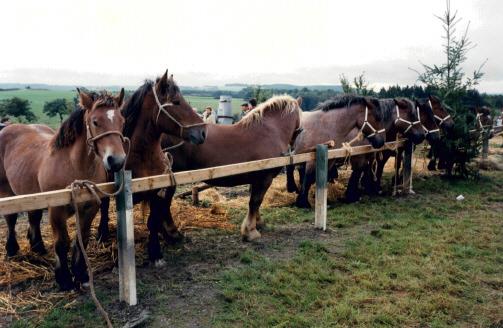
[0,124,54,195]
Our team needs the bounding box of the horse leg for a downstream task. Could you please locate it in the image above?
[96,197,110,242]
[295,164,314,208]
[5,213,20,257]
[71,202,98,288]
[345,167,363,203]
[241,177,273,241]
[327,163,338,183]
[27,210,46,255]
[158,187,185,245]
[286,165,299,193]
[146,195,164,266]
[374,153,389,195]
[49,206,74,291]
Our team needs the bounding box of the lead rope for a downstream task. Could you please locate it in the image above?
[67,130,130,328]
[70,178,126,328]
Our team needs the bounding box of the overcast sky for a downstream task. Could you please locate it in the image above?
[0,0,501,93]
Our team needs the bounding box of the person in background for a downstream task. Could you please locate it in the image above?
[1,117,12,125]
[248,98,257,111]
[0,117,12,131]
[240,102,250,120]
[202,106,216,124]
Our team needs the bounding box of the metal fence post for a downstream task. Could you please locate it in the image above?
[315,144,328,230]
[114,170,137,306]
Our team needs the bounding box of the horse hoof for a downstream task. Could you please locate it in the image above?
[154,259,167,268]
[256,221,266,231]
[57,278,75,291]
[295,200,311,209]
[6,240,20,257]
[242,229,261,242]
[31,243,47,255]
[164,231,185,245]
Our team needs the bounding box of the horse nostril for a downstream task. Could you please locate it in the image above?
[106,155,125,172]
[201,130,206,140]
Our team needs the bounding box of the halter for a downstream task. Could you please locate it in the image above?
[361,106,385,138]
[394,105,421,134]
[86,124,130,170]
[416,106,439,136]
[152,85,206,141]
[428,99,451,127]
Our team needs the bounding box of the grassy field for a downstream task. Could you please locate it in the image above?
[0,89,244,128]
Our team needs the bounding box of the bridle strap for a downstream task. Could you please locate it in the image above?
[429,99,452,127]
[86,125,130,170]
[394,105,421,134]
[416,106,440,135]
[361,106,385,138]
[152,85,206,139]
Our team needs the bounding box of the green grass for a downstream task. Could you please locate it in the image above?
[214,173,503,327]
[0,89,75,127]
[0,89,245,128]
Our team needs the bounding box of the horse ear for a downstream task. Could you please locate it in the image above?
[157,69,169,94]
[394,98,406,107]
[77,88,93,110]
[116,88,125,107]
[429,95,440,103]
[296,97,303,107]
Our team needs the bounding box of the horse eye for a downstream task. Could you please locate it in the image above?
[173,100,180,106]
[92,119,98,127]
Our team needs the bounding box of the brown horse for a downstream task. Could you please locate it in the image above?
[160,95,302,241]
[287,95,386,208]
[96,71,207,265]
[0,89,127,290]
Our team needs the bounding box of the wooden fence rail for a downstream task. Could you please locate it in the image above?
[0,140,408,216]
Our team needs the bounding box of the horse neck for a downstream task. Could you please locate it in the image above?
[127,108,165,171]
[66,131,102,177]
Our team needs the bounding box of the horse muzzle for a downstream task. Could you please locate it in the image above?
[368,135,385,149]
[409,130,425,145]
[104,154,126,172]
[188,126,206,145]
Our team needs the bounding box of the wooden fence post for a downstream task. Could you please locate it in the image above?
[114,170,137,306]
[402,141,414,194]
[315,144,328,230]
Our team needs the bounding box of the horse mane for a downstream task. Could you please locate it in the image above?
[317,94,367,112]
[238,95,300,128]
[317,94,383,121]
[378,98,417,123]
[122,80,153,138]
[52,91,116,150]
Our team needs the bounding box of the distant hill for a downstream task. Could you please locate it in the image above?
[224,83,342,92]
[0,82,342,93]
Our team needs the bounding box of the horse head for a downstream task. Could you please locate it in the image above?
[415,98,440,143]
[359,97,385,148]
[78,88,127,172]
[429,95,454,134]
[150,70,206,145]
[393,98,425,145]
